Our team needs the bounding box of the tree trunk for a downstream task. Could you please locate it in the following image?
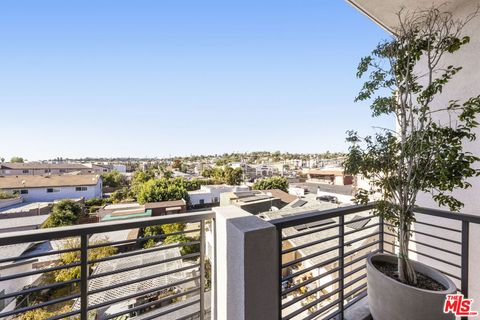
[398,222,417,285]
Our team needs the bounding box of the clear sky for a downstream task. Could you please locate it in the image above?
[0,0,393,160]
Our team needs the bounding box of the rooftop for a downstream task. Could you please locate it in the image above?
[263,189,298,204]
[0,215,49,232]
[0,162,90,170]
[73,247,187,312]
[0,201,51,215]
[101,209,153,222]
[0,174,101,189]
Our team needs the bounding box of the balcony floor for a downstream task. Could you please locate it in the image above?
[330,296,372,320]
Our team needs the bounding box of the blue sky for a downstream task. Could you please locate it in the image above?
[0,0,392,160]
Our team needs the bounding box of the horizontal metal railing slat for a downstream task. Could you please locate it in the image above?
[104,286,201,319]
[0,211,213,245]
[0,212,212,319]
[87,227,201,249]
[87,276,201,311]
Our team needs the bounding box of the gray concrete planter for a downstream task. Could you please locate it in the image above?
[367,253,456,320]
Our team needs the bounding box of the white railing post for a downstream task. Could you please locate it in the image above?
[213,206,279,320]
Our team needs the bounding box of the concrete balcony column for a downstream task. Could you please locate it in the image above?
[212,206,279,320]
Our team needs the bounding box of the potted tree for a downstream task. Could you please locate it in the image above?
[344,6,480,320]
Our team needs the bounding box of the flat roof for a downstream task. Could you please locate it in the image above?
[145,199,186,209]
[104,203,143,210]
[0,201,51,214]
[0,215,49,231]
[264,189,297,204]
[73,246,185,311]
[90,229,139,243]
[304,169,346,176]
[0,243,34,267]
[101,209,152,222]
[0,174,100,189]
[0,162,89,170]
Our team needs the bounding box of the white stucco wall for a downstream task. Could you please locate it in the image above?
[4,181,102,202]
[189,190,211,206]
[414,1,480,303]
[189,185,250,206]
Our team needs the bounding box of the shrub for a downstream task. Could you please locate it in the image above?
[43,200,82,228]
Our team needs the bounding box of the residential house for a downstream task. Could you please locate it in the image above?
[252,164,280,178]
[97,200,187,222]
[220,189,297,215]
[0,175,102,202]
[303,168,353,186]
[188,185,249,207]
[0,162,93,176]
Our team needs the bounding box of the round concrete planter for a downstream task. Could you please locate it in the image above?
[367,253,456,320]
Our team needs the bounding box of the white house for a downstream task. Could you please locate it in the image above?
[112,164,127,173]
[252,164,280,177]
[188,185,249,206]
[0,175,102,202]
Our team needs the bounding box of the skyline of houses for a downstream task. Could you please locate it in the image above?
[0,154,355,318]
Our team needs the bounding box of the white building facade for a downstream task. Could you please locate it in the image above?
[188,185,249,206]
[0,175,102,202]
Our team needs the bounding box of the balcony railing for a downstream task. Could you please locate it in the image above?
[0,211,213,320]
[270,204,480,320]
[1,203,478,320]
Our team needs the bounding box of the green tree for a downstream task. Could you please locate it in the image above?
[163,170,173,179]
[10,156,24,163]
[201,166,243,185]
[0,191,16,199]
[172,159,182,170]
[252,176,289,192]
[137,179,189,204]
[130,169,156,198]
[223,167,243,185]
[54,239,117,282]
[142,223,198,255]
[102,170,127,188]
[143,223,185,248]
[20,309,54,320]
[43,200,82,228]
[110,187,132,203]
[84,198,105,207]
[344,7,480,285]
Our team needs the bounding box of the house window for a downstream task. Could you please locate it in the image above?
[22,170,29,174]
[20,189,28,194]
[75,187,88,192]
[213,197,219,203]
[59,169,66,173]
[199,199,205,205]
[44,169,51,173]
[46,188,61,193]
